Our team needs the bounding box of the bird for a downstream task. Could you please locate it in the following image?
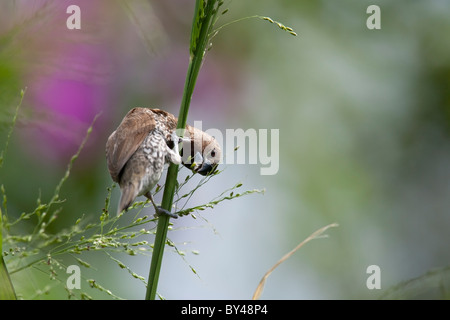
[105,107,221,217]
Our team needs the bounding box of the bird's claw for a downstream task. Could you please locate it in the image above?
[154,206,179,219]
[171,131,190,144]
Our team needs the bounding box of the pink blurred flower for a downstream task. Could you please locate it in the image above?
[16,1,113,166]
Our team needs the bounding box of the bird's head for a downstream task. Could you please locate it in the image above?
[180,126,221,176]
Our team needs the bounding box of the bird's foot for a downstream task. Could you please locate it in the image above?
[154,206,179,219]
[171,131,190,145]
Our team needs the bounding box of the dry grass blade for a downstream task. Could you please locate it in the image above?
[252,222,339,300]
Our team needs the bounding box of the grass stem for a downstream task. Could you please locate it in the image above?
[145,0,221,300]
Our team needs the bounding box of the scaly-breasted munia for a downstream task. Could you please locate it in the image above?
[105,107,221,217]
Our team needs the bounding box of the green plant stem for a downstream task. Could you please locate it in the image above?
[145,0,220,300]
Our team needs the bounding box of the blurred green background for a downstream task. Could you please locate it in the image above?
[1,0,449,299]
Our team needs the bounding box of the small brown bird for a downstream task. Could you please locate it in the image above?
[105,107,221,217]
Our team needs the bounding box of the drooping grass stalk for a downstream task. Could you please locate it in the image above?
[145,0,222,300]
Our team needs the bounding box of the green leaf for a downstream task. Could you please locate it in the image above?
[0,208,16,300]
[0,257,16,300]
[380,266,450,299]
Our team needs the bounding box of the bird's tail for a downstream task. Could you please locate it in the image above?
[118,183,138,216]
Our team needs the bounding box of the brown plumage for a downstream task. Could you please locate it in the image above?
[105,107,221,216]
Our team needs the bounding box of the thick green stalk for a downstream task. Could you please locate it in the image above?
[145,0,220,300]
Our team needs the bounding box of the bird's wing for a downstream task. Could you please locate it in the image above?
[150,108,178,139]
[106,107,156,182]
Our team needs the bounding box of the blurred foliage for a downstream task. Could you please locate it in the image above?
[381,266,450,300]
[0,0,449,299]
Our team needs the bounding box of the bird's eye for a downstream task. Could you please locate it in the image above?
[211,150,216,157]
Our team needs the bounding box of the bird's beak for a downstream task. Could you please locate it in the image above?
[196,161,216,176]
[181,152,216,175]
